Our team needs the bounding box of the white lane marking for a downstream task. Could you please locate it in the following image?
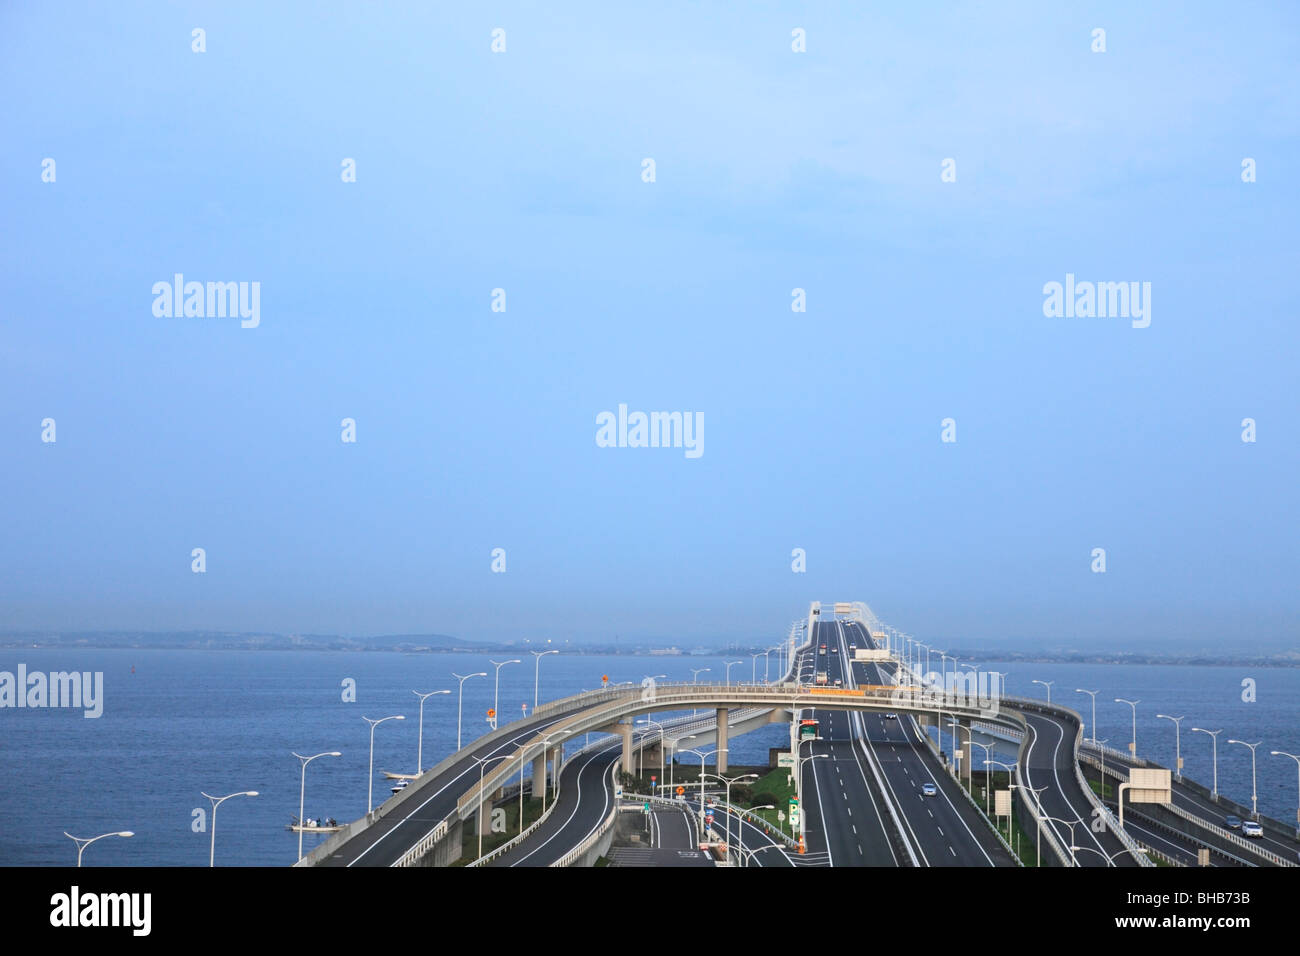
[807,738,835,867]
[847,660,921,867]
[1035,713,1109,860]
[909,737,998,867]
[508,743,616,866]
[347,714,569,866]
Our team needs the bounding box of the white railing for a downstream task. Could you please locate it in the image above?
[394,818,449,868]
[1070,729,1154,867]
[1162,801,1294,866]
[628,791,801,852]
[1082,738,1150,766]
[945,765,1023,866]
[1078,752,1295,867]
[1119,804,1261,868]
[465,704,770,867]
[552,759,621,867]
[465,742,589,868]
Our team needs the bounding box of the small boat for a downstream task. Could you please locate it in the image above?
[286,817,342,833]
[391,780,409,793]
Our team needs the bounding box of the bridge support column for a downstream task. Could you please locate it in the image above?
[716,708,729,773]
[477,796,491,836]
[956,721,970,779]
[551,745,564,788]
[533,751,548,799]
[620,721,634,775]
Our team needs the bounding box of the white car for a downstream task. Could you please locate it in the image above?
[1242,820,1263,837]
[885,713,898,720]
[921,783,938,796]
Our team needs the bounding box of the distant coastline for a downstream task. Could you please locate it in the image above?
[1,631,1297,667]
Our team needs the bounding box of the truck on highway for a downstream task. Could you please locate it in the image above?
[815,671,828,685]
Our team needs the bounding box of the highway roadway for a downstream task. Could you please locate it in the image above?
[318,709,584,867]
[1095,745,1297,865]
[797,622,903,865]
[1116,810,1246,866]
[488,742,620,867]
[830,621,1015,866]
[854,624,1015,865]
[1017,708,1142,866]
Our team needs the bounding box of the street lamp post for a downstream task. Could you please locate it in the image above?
[471,754,508,860]
[1032,679,1053,704]
[682,748,726,837]
[793,732,826,823]
[413,690,450,775]
[531,649,559,709]
[1095,738,1110,799]
[362,714,406,814]
[751,653,762,684]
[1270,751,1300,838]
[1071,845,1147,866]
[1155,714,1185,781]
[733,805,776,868]
[1075,689,1099,743]
[1227,739,1261,819]
[537,730,568,814]
[637,718,666,784]
[667,735,696,791]
[1023,784,1048,867]
[985,759,1019,844]
[292,750,341,861]
[452,672,487,750]
[1038,814,1082,866]
[987,670,1005,705]
[947,717,968,783]
[1191,728,1222,799]
[1115,698,1139,758]
[704,771,757,862]
[795,751,830,840]
[724,660,743,686]
[968,740,996,811]
[64,830,133,867]
[689,667,710,716]
[490,659,521,728]
[200,790,258,866]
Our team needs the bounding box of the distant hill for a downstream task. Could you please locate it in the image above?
[0,630,482,652]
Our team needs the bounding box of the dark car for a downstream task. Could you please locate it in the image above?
[1224,815,1242,829]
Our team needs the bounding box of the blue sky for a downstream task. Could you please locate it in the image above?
[2,3,1297,652]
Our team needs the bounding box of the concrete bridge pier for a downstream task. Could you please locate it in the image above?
[716,708,729,773]
[640,741,663,770]
[955,720,972,779]
[532,751,548,799]
[620,721,634,774]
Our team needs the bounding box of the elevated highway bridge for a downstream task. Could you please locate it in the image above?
[303,600,1225,868]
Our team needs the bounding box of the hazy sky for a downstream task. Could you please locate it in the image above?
[2,3,1297,652]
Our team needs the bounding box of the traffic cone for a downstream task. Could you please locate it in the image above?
[798,836,805,855]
